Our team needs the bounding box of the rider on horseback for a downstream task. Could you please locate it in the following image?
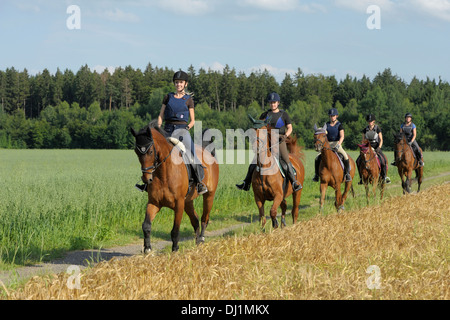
[357,114,391,184]
[236,92,302,192]
[135,71,208,195]
[312,108,352,182]
[391,113,424,167]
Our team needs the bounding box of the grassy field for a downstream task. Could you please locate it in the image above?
[6,183,449,300]
[0,148,449,270]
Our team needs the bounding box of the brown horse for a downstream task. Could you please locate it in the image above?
[357,140,385,203]
[251,125,305,229]
[131,123,219,252]
[313,124,355,214]
[393,132,423,194]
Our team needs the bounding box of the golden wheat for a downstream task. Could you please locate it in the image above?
[6,184,449,300]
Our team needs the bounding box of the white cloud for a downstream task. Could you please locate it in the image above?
[249,64,297,81]
[199,61,226,72]
[156,0,214,16]
[104,8,140,23]
[238,0,326,13]
[239,0,300,11]
[411,0,450,22]
[92,65,118,74]
[334,0,396,13]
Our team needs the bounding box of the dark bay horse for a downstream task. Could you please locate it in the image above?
[357,140,385,203]
[393,132,423,194]
[131,123,219,252]
[314,124,355,214]
[252,125,305,229]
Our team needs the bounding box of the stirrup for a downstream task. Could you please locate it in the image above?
[345,174,352,182]
[385,177,391,184]
[312,175,319,182]
[135,183,147,192]
[358,179,363,185]
[197,183,208,195]
[418,161,424,167]
[236,181,250,191]
[292,182,303,192]
[391,161,396,166]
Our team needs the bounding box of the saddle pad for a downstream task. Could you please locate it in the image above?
[168,137,186,153]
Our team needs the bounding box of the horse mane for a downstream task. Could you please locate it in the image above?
[148,120,168,138]
[286,135,305,161]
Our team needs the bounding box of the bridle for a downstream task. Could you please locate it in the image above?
[135,139,175,182]
[314,133,333,153]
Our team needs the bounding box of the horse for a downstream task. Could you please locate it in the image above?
[251,123,305,230]
[131,122,219,252]
[313,124,355,214]
[357,140,385,203]
[393,132,423,194]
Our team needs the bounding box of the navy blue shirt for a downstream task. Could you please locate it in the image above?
[163,93,194,123]
[326,121,343,142]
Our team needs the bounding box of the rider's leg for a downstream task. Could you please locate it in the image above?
[279,141,302,191]
[312,154,321,182]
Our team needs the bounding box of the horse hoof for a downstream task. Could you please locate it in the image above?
[281,217,286,227]
[338,206,345,213]
[196,236,205,245]
[142,247,152,254]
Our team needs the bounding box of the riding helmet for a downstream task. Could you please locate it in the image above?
[173,70,189,82]
[328,108,339,116]
[366,114,376,122]
[405,112,412,119]
[267,92,281,102]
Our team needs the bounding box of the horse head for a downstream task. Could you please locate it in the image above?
[313,123,328,152]
[131,125,157,184]
[358,140,371,154]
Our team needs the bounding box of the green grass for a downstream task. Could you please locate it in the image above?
[0,148,449,270]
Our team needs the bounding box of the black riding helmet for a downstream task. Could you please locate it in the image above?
[405,112,412,119]
[366,114,376,122]
[173,70,189,83]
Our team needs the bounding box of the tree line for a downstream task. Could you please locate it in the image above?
[0,64,449,150]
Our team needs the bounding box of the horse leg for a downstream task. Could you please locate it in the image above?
[255,198,266,230]
[364,181,370,205]
[291,190,301,225]
[170,201,185,252]
[416,167,423,192]
[319,182,327,214]
[335,184,344,213]
[280,199,287,228]
[406,170,413,194]
[199,192,215,244]
[142,203,160,254]
[270,196,282,229]
[184,200,201,245]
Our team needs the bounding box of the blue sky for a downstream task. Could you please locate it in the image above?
[1,0,449,83]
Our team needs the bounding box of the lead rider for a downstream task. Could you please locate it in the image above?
[135,71,208,195]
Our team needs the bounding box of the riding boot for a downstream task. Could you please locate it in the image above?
[135,183,147,192]
[236,164,257,191]
[193,163,208,195]
[312,156,321,182]
[391,151,397,166]
[343,159,352,182]
[286,162,302,192]
[417,151,424,167]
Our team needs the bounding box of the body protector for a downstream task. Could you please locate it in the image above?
[164,93,191,123]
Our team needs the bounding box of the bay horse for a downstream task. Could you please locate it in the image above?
[357,140,385,203]
[131,122,219,252]
[313,124,355,214]
[251,123,305,230]
[393,132,423,194]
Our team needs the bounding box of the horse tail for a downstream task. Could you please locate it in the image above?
[202,128,216,158]
[286,135,305,162]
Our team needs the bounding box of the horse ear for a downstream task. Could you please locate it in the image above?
[322,123,327,132]
[130,127,137,137]
[146,126,153,139]
[313,123,318,132]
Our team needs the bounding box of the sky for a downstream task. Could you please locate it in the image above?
[1,0,449,83]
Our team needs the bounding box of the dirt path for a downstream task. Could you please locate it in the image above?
[1,171,449,288]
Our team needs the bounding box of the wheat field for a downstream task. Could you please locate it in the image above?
[5,183,449,300]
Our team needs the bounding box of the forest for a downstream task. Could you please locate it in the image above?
[0,64,449,150]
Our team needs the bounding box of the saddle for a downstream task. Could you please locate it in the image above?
[275,157,297,193]
[168,137,195,187]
